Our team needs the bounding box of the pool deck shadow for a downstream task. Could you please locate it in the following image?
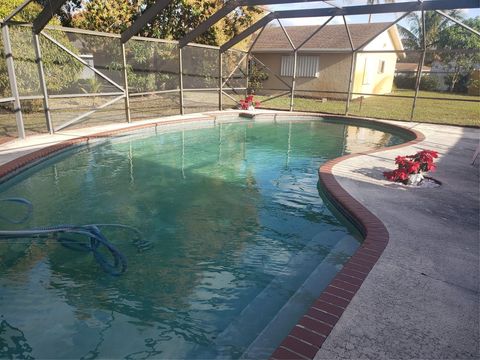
[313,121,479,360]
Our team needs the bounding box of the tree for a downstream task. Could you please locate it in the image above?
[69,0,264,94]
[1,0,43,21]
[398,10,463,51]
[0,0,82,99]
[437,17,480,92]
[35,0,83,27]
[71,0,264,49]
[71,0,139,33]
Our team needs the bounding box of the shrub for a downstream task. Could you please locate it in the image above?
[419,75,440,91]
[394,74,440,91]
[248,61,268,92]
[0,27,83,98]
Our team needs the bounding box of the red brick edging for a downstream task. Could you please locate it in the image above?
[0,114,425,360]
[271,118,425,360]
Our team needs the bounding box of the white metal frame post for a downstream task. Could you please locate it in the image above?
[410,10,426,121]
[219,52,223,110]
[33,32,53,133]
[2,24,25,139]
[290,50,297,111]
[122,43,132,123]
[179,47,185,115]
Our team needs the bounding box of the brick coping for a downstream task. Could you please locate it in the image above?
[271,118,425,360]
[0,113,425,360]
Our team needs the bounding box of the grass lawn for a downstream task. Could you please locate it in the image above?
[259,90,480,127]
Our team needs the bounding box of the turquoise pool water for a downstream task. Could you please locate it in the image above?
[0,118,406,359]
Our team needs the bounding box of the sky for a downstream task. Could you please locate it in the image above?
[266,1,480,27]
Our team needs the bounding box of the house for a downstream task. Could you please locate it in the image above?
[251,23,404,99]
[395,63,431,76]
[429,61,480,92]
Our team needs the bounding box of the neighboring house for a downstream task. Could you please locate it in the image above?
[251,23,404,99]
[429,61,480,92]
[395,62,431,76]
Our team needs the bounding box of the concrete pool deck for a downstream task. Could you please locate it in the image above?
[314,121,479,360]
[0,112,478,359]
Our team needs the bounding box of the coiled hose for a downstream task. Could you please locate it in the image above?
[0,198,141,276]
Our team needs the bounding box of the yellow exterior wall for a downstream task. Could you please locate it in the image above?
[253,52,352,99]
[352,30,397,98]
[352,52,397,98]
[252,28,399,100]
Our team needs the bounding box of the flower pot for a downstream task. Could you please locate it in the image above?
[248,105,255,111]
[407,173,424,186]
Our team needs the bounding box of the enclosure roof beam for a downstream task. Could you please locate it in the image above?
[435,10,480,37]
[354,11,411,51]
[179,0,333,48]
[273,0,479,19]
[178,0,241,48]
[221,0,478,52]
[3,0,34,24]
[231,0,478,11]
[121,0,172,43]
[244,0,338,5]
[220,13,275,52]
[32,0,68,34]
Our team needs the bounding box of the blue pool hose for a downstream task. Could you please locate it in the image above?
[0,198,141,276]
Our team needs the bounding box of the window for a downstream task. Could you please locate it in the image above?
[378,60,386,74]
[281,55,319,78]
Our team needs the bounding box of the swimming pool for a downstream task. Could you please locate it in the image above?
[0,116,408,359]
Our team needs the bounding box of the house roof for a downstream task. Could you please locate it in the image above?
[252,23,403,52]
[396,63,432,72]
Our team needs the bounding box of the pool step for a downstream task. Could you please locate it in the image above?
[241,234,358,359]
[212,231,359,359]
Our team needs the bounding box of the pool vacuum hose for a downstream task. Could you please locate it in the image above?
[0,198,138,276]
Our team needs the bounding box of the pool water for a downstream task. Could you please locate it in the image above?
[0,118,406,359]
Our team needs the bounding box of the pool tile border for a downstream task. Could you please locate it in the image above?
[0,113,425,360]
[271,118,425,360]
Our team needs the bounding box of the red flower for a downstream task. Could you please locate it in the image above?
[425,162,437,172]
[239,95,259,110]
[395,156,407,166]
[239,99,249,110]
[396,168,409,181]
[420,150,438,158]
[405,161,420,174]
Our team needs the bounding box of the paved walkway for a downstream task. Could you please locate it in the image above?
[315,121,479,360]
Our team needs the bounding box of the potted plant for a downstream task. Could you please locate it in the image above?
[239,94,261,111]
[383,149,438,186]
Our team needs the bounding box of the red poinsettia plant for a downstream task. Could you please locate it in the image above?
[239,95,261,110]
[383,149,438,184]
